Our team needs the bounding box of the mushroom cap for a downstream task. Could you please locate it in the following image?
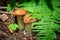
[24,18,37,23]
[23,14,37,23]
[12,9,27,16]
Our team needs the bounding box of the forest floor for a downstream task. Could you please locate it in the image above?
[0,12,60,40]
[0,13,36,40]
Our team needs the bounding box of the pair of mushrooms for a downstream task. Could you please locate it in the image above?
[12,9,37,23]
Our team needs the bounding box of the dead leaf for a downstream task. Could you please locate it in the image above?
[0,14,8,21]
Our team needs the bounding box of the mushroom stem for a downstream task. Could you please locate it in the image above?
[25,23,32,35]
[17,16,25,30]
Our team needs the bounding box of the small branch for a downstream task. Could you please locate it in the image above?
[0,6,7,9]
[0,9,14,14]
[0,11,10,14]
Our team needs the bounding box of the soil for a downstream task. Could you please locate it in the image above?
[0,14,36,40]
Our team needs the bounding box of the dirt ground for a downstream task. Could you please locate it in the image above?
[0,13,36,40]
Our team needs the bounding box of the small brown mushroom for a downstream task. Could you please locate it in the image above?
[23,14,37,35]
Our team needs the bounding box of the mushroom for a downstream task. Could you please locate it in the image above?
[12,9,27,30]
[23,14,37,35]
[12,9,37,34]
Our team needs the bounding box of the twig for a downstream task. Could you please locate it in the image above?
[0,11,11,14]
[4,22,13,33]
[0,8,14,14]
[0,6,7,9]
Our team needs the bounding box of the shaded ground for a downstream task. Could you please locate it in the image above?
[0,14,36,40]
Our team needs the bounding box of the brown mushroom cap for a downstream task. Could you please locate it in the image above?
[24,18,37,23]
[12,9,27,16]
[23,14,37,23]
